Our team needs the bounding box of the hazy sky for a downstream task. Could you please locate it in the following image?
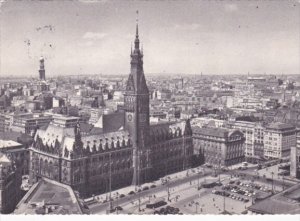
[0,0,299,77]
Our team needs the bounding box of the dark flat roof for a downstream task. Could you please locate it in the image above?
[266,122,295,131]
[192,126,229,138]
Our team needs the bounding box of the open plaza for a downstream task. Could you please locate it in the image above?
[84,160,297,215]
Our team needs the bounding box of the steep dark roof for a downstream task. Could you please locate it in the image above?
[103,112,124,133]
[79,122,94,134]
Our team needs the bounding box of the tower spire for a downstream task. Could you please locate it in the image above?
[136,10,139,38]
[134,10,140,50]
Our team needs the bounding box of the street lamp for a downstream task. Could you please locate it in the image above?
[197,171,201,190]
[138,187,141,212]
[166,179,171,202]
[195,202,199,214]
[223,191,226,213]
[218,159,221,182]
[108,152,113,213]
[271,171,274,193]
[115,192,119,211]
[282,175,285,191]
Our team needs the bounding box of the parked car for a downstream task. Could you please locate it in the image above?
[142,186,149,191]
[278,170,289,176]
[128,191,135,195]
[115,206,123,211]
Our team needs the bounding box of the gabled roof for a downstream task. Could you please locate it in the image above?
[0,153,11,164]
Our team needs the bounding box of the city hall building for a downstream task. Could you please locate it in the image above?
[28,21,193,197]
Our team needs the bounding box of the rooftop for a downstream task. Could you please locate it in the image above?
[0,139,22,149]
[14,178,83,215]
[192,126,229,138]
[266,122,295,131]
[0,131,33,144]
[248,183,300,214]
[0,153,11,164]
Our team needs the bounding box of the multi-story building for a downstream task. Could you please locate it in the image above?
[264,122,296,160]
[11,114,52,136]
[290,146,300,178]
[193,127,245,167]
[229,121,264,163]
[28,20,193,197]
[290,128,300,178]
[152,89,172,101]
[89,108,104,125]
[0,152,22,214]
[0,140,28,175]
[0,113,11,133]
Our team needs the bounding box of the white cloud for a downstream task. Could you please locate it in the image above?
[83,32,107,40]
[172,23,200,31]
[225,4,238,12]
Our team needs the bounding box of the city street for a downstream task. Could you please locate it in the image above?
[88,166,214,214]
[87,163,294,214]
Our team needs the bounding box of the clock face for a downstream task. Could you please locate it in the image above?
[127,114,133,121]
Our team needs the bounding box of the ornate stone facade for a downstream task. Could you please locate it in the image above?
[29,19,193,197]
[193,127,245,167]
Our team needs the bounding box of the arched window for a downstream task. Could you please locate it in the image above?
[49,161,53,179]
[44,160,49,177]
[40,158,44,175]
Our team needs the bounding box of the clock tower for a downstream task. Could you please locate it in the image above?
[39,56,46,81]
[124,13,150,186]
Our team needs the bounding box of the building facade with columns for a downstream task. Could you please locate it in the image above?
[193,127,245,167]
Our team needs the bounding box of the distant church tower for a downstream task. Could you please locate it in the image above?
[39,56,46,80]
[124,12,150,186]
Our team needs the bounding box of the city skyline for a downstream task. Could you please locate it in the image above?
[2,2,300,215]
[0,0,299,77]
